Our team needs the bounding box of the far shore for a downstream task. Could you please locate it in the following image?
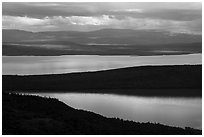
[3,65,202,97]
[4,88,202,98]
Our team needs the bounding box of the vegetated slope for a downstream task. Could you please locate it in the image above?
[3,65,202,97]
[2,93,202,135]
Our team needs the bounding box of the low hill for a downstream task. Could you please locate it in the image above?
[3,65,202,97]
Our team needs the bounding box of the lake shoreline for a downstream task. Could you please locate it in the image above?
[2,52,202,57]
[2,92,202,135]
[3,65,202,97]
[3,54,202,75]
[5,88,202,98]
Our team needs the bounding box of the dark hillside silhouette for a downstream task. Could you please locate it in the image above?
[3,65,202,97]
[2,93,202,135]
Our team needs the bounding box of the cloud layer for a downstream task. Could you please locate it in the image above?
[2,2,202,34]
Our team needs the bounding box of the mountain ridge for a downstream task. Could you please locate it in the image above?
[2,28,202,35]
[3,28,202,56]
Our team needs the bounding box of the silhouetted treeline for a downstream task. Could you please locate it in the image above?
[3,65,202,97]
[2,93,202,135]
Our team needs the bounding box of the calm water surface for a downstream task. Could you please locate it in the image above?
[3,54,201,75]
[4,54,202,129]
[29,92,202,129]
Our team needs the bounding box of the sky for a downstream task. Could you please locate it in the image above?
[2,2,202,34]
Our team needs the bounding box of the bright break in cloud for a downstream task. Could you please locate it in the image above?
[2,2,202,35]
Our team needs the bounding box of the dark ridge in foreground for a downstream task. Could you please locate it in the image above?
[2,93,201,135]
[3,65,202,97]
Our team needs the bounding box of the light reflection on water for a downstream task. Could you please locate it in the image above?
[2,54,202,75]
[28,92,202,129]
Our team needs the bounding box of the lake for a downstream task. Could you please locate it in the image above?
[2,54,202,75]
[3,54,202,129]
[28,92,202,130]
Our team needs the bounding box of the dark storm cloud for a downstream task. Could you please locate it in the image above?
[2,2,91,18]
[2,2,202,34]
[111,9,201,21]
[3,2,114,18]
[3,2,201,21]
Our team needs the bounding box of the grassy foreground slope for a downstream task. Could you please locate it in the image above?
[3,65,202,97]
[2,93,201,135]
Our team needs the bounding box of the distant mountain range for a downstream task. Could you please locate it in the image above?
[2,29,202,56]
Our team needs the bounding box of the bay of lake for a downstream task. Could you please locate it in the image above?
[2,54,202,75]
